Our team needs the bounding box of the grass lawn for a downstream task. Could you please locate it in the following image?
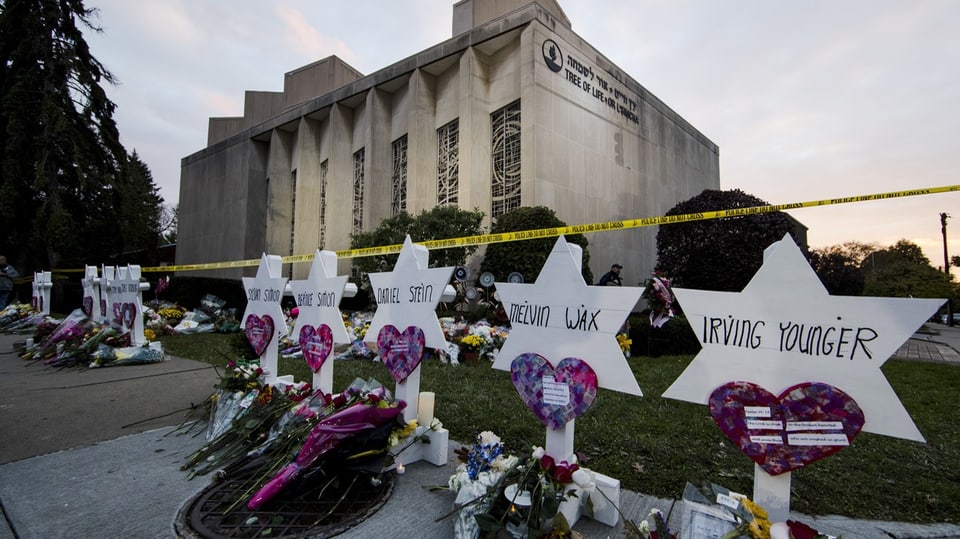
[159,333,960,524]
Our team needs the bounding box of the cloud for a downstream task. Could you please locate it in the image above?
[275,4,357,67]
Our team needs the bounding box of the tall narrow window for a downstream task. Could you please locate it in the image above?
[353,148,365,234]
[437,119,459,206]
[289,169,297,277]
[491,100,521,218]
[392,135,408,215]
[319,160,328,248]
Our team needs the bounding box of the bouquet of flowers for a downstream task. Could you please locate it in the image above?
[336,312,375,360]
[443,432,605,539]
[0,303,42,332]
[184,370,419,515]
[628,507,676,539]
[643,271,675,328]
[88,342,166,368]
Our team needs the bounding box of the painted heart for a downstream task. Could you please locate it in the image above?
[709,381,865,476]
[82,296,94,317]
[300,324,333,373]
[510,353,599,430]
[245,314,275,357]
[122,303,138,329]
[112,302,123,325]
[377,325,425,383]
[100,299,106,317]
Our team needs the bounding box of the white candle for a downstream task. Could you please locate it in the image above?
[396,463,405,474]
[417,391,435,426]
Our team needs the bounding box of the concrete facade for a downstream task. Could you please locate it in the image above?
[178,0,720,281]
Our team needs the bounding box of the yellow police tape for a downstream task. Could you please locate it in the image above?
[41,184,960,275]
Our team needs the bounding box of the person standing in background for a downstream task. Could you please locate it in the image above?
[598,263,623,286]
[0,256,18,308]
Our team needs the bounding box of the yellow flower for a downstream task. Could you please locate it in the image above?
[460,334,485,351]
[741,498,771,539]
[144,328,156,341]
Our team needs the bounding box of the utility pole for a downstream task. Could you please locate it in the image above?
[941,212,953,326]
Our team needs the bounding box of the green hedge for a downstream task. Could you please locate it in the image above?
[628,314,701,357]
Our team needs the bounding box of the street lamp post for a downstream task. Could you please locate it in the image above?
[941,212,952,327]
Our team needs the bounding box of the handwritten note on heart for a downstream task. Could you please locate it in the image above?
[510,353,598,430]
[245,314,275,357]
[709,381,865,476]
[112,303,123,325]
[300,324,333,373]
[377,325,425,383]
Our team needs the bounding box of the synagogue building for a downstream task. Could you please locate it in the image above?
[177,0,721,282]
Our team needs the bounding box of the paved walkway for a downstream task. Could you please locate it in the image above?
[894,323,960,363]
[1,330,959,538]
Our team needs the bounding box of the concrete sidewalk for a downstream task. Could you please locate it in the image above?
[1,332,959,538]
[894,323,960,363]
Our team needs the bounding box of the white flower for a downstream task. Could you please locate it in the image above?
[448,469,470,492]
[639,519,650,533]
[494,454,519,471]
[532,446,545,460]
[479,431,501,446]
[572,468,593,488]
[429,417,444,430]
[572,468,606,513]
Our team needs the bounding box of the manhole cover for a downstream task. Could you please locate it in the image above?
[176,467,395,538]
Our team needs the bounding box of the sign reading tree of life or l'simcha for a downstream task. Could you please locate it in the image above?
[663,234,944,446]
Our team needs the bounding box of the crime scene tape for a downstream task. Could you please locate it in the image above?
[36,184,960,275]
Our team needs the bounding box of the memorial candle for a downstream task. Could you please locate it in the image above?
[417,391,435,426]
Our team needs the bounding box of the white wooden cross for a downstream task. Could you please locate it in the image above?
[364,236,454,466]
[492,236,643,527]
[663,234,942,521]
[288,250,354,393]
[240,254,289,385]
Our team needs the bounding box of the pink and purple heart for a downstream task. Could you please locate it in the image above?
[122,303,138,329]
[510,353,599,430]
[245,314,275,357]
[100,299,106,317]
[709,381,865,476]
[82,296,94,317]
[377,325,426,383]
[300,324,333,373]
[112,302,123,325]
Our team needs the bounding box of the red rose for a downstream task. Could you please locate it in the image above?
[367,393,381,403]
[553,463,578,484]
[540,455,555,473]
[332,394,347,407]
[786,520,820,539]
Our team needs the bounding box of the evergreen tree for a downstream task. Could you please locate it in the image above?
[115,150,163,260]
[655,189,802,291]
[0,0,160,271]
[350,205,486,279]
[479,206,593,285]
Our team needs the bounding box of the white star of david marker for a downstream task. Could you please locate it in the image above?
[662,234,943,442]
[491,236,644,396]
[365,236,454,350]
[241,254,290,375]
[290,250,351,346]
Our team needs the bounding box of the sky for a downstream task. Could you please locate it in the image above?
[84,0,960,269]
